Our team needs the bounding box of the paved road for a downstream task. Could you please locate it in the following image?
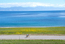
[0,35,65,40]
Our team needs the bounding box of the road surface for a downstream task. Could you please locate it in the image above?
[0,35,65,40]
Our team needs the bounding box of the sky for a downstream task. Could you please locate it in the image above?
[0,0,65,7]
[0,0,65,4]
[0,0,65,11]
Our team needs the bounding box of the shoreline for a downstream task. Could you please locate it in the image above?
[0,26,65,28]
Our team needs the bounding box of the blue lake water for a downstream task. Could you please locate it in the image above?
[0,11,65,27]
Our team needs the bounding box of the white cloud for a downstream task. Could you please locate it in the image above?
[58,4,65,7]
[0,2,65,8]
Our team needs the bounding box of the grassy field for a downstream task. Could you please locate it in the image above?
[0,27,65,35]
[0,40,65,44]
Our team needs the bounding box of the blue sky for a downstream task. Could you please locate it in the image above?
[0,0,65,4]
[0,0,65,7]
[0,0,65,11]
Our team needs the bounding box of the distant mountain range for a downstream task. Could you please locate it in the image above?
[0,6,65,11]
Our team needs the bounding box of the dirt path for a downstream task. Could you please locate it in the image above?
[0,35,65,40]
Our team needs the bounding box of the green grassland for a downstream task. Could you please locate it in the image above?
[0,27,65,35]
[0,40,65,44]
